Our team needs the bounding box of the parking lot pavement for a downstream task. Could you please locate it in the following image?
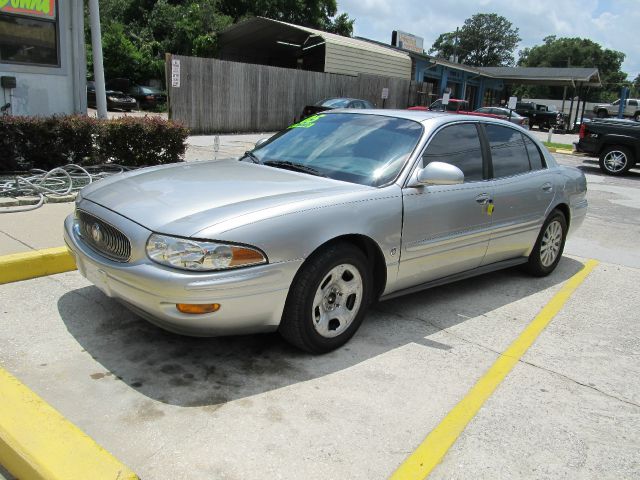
[529,130,579,146]
[1,148,639,479]
[0,202,74,255]
[3,255,637,479]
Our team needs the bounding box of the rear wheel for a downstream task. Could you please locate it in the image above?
[525,210,567,277]
[634,112,640,122]
[279,242,371,353]
[599,145,635,176]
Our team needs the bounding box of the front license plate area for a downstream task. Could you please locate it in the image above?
[81,259,112,297]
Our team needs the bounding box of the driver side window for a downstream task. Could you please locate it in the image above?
[422,123,484,182]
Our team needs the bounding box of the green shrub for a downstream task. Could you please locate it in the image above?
[0,115,188,172]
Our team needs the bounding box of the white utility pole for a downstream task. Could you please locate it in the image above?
[88,0,107,119]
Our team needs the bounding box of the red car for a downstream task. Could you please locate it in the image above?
[409,98,473,113]
[409,99,528,128]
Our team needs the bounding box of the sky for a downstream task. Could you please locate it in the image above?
[337,0,640,81]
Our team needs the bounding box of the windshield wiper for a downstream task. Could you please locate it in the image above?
[240,150,262,164]
[263,160,327,177]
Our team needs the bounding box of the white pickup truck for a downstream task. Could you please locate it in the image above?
[593,99,640,120]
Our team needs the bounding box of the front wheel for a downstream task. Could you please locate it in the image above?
[599,145,635,176]
[279,242,371,353]
[525,211,567,277]
[597,110,608,118]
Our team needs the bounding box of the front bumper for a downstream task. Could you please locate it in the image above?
[63,202,301,336]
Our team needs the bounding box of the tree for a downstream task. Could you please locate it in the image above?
[429,13,521,66]
[516,36,628,101]
[217,0,354,36]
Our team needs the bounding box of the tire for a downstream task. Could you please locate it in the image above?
[599,145,635,176]
[525,210,567,277]
[596,110,608,118]
[279,242,372,353]
[634,112,640,122]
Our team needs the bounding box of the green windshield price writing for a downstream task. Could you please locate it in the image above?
[289,114,325,129]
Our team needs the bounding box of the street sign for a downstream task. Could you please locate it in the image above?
[508,96,517,110]
[442,93,450,105]
[171,59,181,88]
[381,88,389,100]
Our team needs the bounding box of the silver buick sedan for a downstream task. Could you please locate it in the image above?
[64,111,587,353]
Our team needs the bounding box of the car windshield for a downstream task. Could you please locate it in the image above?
[317,98,351,108]
[251,113,423,187]
[141,86,162,94]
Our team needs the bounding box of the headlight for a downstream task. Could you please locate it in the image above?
[107,96,118,102]
[146,234,267,271]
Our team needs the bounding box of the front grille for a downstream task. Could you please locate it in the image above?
[77,210,131,262]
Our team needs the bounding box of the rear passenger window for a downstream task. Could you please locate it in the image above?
[523,135,545,170]
[422,124,484,181]
[485,125,530,178]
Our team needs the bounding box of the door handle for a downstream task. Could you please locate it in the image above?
[475,193,492,205]
[541,182,553,193]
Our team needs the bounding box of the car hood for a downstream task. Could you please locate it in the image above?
[81,159,370,237]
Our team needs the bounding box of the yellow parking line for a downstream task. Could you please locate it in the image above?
[0,367,138,480]
[390,259,599,480]
[0,247,76,284]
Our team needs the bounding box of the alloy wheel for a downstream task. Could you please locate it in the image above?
[603,150,628,173]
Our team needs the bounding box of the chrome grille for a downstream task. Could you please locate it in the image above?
[77,210,131,262]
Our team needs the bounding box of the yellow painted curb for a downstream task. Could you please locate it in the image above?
[0,247,76,284]
[0,367,138,480]
[390,259,599,480]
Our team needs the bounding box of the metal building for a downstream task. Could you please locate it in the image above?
[219,17,412,80]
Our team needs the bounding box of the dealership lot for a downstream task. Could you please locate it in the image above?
[1,151,639,479]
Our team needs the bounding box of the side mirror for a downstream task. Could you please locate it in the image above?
[254,138,269,149]
[409,161,464,187]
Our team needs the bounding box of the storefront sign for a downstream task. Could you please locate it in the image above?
[0,0,56,19]
[391,30,424,54]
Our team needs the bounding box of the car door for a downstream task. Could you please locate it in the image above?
[626,99,637,116]
[396,122,493,291]
[481,125,555,265]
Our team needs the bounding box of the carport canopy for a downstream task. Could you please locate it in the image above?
[477,67,601,87]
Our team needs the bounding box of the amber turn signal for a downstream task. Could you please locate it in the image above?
[230,247,267,266]
[176,303,221,314]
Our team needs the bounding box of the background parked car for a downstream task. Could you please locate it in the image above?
[592,99,640,120]
[128,85,167,110]
[300,98,375,120]
[86,81,137,112]
[474,107,530,129]
[409,98,471,113]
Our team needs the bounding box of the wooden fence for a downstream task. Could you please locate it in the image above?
[167,54,428,134]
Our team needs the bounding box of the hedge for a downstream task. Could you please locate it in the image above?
[0,115,189,172]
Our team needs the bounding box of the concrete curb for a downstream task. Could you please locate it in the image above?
[0,247,76,285]
[0,367,138,480]
[546,147,575,155]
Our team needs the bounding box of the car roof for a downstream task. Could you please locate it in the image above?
[324,108,536,129]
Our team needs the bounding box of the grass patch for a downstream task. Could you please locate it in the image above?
[543,141,574,150]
